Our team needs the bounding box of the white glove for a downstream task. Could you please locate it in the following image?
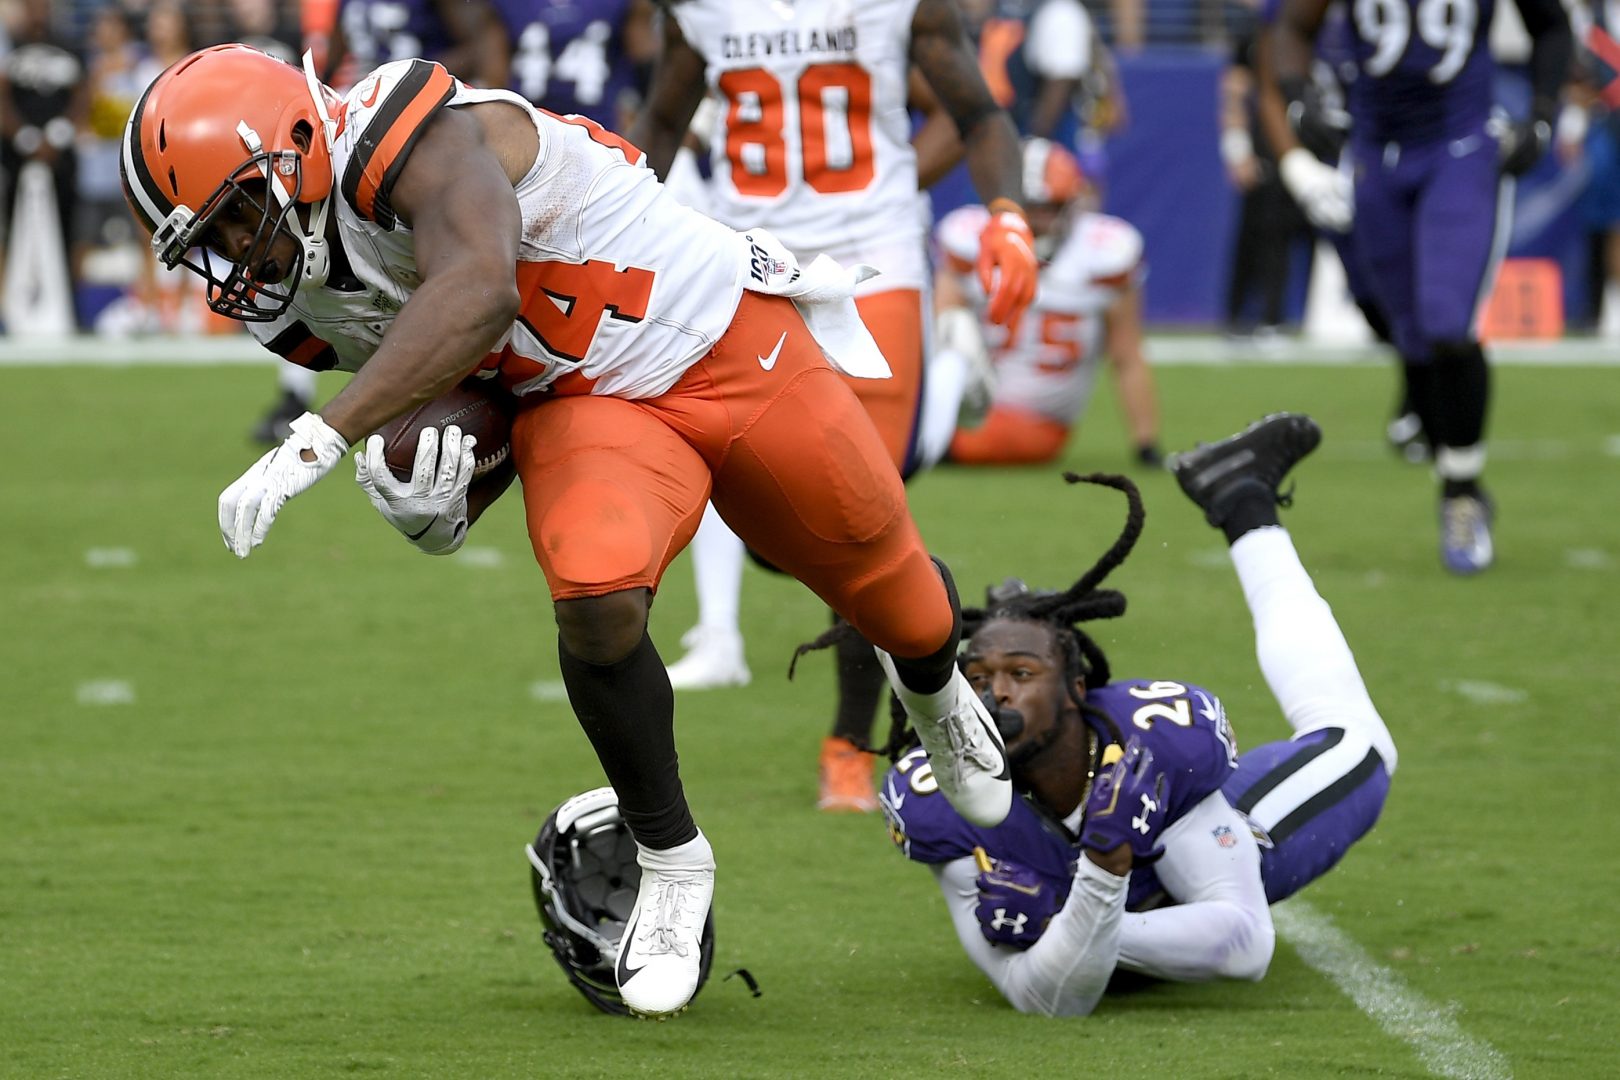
[354,425,476,556]
[218,411,350,558]
[1279,148,1354,233]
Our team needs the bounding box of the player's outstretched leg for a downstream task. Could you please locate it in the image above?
[875,559,1011,828]
[1172,412,1397,773]
[554,593,713,1019]
[1169,413,1322,542]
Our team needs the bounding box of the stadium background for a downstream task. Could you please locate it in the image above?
[4,0,1617,335]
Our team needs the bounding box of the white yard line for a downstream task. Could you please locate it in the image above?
[75,680,135,705]
[1440,679,1528,705]
[1274,899,1511,1080]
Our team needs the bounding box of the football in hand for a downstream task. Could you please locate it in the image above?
[373,378,515,483]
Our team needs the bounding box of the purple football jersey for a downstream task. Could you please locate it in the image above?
[1343,0,1495,145]
[882,677,1239,911]
[492,0,640,126]
[338,0,457,74]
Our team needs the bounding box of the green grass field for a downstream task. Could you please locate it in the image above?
[3,358,1617,1078]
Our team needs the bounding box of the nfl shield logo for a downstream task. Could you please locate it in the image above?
[1212,825,1238,849]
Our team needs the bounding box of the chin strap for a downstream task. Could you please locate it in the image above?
[295,49,337,289]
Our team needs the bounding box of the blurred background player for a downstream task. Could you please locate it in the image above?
[935,137,1162,467]
[250,0,504,444]
[959,0,1129,181]
[1219,14,1311,346]
[2,0,87,327]
[487,0,657,133]
[876,417,1396,1015]
[1270,0,1572,575]
[322,0,503,89]
[1243,0,1412,457]
[1559,0,1620,341]
[630,0,1039,812]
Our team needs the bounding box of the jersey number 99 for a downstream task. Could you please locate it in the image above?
[1353,0,1478,84]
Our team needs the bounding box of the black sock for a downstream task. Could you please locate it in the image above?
[557,631,696,850]
[1222,490,1280,545]
[1402,355,1440,444]
[885,557,963,696]
[1442,478,1484,500]
[831,614,885,746]
[1431,340,1490,450]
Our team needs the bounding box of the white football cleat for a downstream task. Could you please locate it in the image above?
[876,654,1012,827]
[615,832,716,1019]
[666,626,751,691]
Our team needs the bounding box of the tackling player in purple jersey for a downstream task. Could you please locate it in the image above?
[1269,0,1571,576]
[871,415,1397,1016]
[488,0,654,129]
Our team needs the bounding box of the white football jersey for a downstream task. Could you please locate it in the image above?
[250,59,749,400]
[669,0,929,291]
[937,205,1143,425]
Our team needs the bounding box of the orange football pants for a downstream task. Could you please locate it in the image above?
[849,288,924,471]
[510,291,953,659]
[949,403,1071,465]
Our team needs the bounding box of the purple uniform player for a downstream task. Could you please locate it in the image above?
[325,0,498,87]
[491,0,648,129]
[877,415,1397,1016]
[1270,0,1571,575]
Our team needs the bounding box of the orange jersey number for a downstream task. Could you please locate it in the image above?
[1035,312,1085,373]
[719,63,875,197]
[514,259,656,364]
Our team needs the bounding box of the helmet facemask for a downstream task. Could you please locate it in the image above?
[150,121,331,322]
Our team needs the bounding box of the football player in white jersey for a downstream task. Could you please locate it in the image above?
[936,138,1162,467]
[629,0,1040,813]
[122,44,1019,1018]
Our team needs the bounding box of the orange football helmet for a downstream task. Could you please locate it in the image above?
[1020,138,1087,259]
[1021,137,1086,206]
[120,44,338,320]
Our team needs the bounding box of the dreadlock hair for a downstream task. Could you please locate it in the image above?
[791,472,1147,763]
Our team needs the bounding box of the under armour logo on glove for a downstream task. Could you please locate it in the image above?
[1132,793,1160,835]
[973,847,1068,949]
[1080,738,1169,867]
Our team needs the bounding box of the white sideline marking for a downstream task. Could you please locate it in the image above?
[1603,436,1620,458]
[1565,548,1613,570]
[76,680,135,705]
[1186,548,1230,569]
[1441,679,1528,705]
[529,681,569,703]
[84,547,138,568]
[1274,900,1510,1080]
[455,546,504,568]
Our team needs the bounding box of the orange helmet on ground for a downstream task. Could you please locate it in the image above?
[121,44,338,320]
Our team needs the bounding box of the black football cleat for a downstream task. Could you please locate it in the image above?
[1169,413,1323,527]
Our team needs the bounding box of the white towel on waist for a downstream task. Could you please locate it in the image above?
[739,229,892,379]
